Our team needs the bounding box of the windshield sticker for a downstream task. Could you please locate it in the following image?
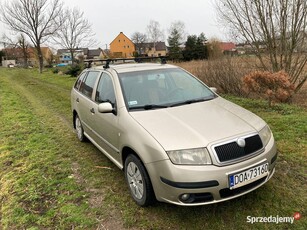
[128,101,138,106]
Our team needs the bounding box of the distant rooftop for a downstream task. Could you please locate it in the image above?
[219,42,236,51]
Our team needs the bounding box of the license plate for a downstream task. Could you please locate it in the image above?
[229,163,269,189]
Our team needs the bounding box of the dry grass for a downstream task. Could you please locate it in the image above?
[293,83,307,108]
[173,57,307,108]
[174,56,257,96]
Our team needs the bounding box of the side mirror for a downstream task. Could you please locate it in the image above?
[98,102,113,113]
[210,87,217,93]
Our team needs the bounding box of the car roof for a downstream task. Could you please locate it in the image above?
[88,63,178,73]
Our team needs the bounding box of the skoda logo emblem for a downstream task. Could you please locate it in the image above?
[237,138,246,148]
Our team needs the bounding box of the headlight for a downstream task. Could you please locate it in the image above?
[167,148,212,165]
[259,125,272,147]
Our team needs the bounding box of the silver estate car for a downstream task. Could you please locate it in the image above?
[71,59,277,206]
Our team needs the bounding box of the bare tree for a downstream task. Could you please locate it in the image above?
[1,33,30,67]
[168,21,187,45]
[53,7,97,65]
[131,32,147,55]
[0,0,62,73]
[146,20,164,53]
[18,34,30,68]
[216,0,307,92]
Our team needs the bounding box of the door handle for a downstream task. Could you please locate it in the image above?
[90,108,95,114]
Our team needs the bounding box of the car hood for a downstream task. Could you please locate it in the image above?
[129,97,266,151]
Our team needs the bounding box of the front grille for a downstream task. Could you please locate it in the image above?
[214,134,263,163]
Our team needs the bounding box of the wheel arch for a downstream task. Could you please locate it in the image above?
[73,110,78,129]
[122,147,157,206]
[121,146,141,170]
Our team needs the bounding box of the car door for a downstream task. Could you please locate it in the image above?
[76,71,100,137]
[89,72,121,164]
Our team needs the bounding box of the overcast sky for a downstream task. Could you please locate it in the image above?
[0,0,227,49]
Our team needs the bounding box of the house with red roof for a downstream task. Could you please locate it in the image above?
[219,42,237,55]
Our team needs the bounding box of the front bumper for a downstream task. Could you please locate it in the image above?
[146,137,277,206]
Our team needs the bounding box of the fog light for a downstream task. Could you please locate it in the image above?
[180,194,191,201]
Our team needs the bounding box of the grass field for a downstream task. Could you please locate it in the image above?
[0,68,306,229]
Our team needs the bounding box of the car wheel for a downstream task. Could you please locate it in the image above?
[75,115,86,142]
[125,154,155,206]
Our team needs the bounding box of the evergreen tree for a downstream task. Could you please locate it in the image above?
[167,21,186,61]
[0,50,4,63]
[183,33,208,61]
[167,28,183,60]
[196,33,208,60]
[183,35,197,61]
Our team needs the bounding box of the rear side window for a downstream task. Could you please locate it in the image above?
[79,71,100,98]
[74,72,87,90]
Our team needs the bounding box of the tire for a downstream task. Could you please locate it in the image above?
[124,154,155,206]
[75,114,87,142]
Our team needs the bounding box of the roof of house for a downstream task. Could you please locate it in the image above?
[87,49,102,57]
[3,47,25,58]
[57,48,89,55]
[3,47,52,58]
[110,32,133,45]
[57,49,68,55]
[219,42,236,51]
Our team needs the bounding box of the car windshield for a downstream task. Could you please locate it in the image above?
[118,68,216,110]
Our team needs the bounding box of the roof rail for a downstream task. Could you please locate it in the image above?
[84,56,168,69]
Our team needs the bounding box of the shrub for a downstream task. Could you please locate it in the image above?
[175,57,251,96]
[64,64,84,77]
[243,70,295,106]
[44,64,53,68]
[52,68,59,74]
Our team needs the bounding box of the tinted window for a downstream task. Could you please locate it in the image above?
[74,72,87,90]
[95,73,116,106]
[79,71,100,98]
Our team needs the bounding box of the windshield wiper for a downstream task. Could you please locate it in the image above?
[170,97,214,107]
[130,104,169,110]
